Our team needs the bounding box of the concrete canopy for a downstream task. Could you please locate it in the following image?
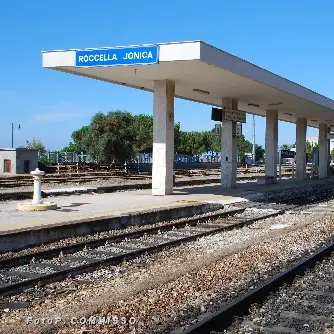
[42,41,334,129]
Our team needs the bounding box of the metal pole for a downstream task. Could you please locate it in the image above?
[252,115,256,164]
[11,123,14,148]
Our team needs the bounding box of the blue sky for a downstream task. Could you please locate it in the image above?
[1,0,334,150]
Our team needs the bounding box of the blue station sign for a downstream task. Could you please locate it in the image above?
[281,150,295,158]
[75,45,159,68]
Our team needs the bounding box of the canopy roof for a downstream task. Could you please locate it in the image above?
[42,41,334,129]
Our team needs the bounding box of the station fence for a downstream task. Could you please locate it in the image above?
[39,151,223,165]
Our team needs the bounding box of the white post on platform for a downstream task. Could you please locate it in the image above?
[31,168,45,205]
[152,80,175,195]
[319,123,328,178]
[221,98,237,188]
[16,168,57,211]
[296,118,307,180]
[265,110,278,184]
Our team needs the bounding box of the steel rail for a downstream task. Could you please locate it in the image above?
[184,233,334,333]
[0,209,281,298]
[1,188,333,300]
[0,207,246,269]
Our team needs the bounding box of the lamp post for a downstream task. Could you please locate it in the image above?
[11,123,21,148]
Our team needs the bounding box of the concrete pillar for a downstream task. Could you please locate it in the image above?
[265,110,278,184]
[221,98,237,188]
[319,123,328,178]
[295,118,307,180]
[327,130,331,176]
[152,80,175,195]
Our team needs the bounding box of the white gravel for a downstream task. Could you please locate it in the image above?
[1,187,334,334]
[8,265,57,275]
[227,254,334,333]
[0,274,22,285]
[0,206,241,261]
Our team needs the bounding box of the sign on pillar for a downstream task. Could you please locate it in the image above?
[215,124,221,136]
[215,122,241,137]
[236,123,242,136]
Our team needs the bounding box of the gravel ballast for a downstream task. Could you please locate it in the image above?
[1,198,334,333]
[227,253,334,333]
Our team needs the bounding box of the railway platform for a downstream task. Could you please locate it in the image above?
[0,177,333,252]
[1,177,333,232]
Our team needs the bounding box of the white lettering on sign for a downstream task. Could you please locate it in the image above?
[123,51,153,60]
[77,52,154,63]
[236,123,242,136]
[223,108,246,123]
[75,46,158,67]
[215,124,221,136]
[77,53,118,63]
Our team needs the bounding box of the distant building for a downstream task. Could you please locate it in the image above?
[0,148,38,175]
[307,136,334,152]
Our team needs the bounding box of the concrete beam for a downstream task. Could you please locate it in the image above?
[265,110,278,184]
[221,98,237,188]
[152,80,175,195]
[296,118,307,180]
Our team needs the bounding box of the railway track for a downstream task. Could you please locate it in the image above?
[183,210,334,334]
[0,169,301,189]
[0,205,283,299]
[0,186,333,308]
[236,253,334,334]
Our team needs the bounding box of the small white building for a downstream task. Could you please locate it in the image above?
[0,148,38,175]
[307,136,334,152]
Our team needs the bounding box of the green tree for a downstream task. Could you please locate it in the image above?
[255,144,265,161]
[21,138,47,154]
[200,131,218,153]
[174,122,182,154]
[281,144,292,150]
[133,114,153,153]
[62,126,91,153]
[61,142,78,153]
[86,111,136,163]
[306,140,312,160]
[331,148,334,162]
[71,126,91,152]
[20,139,48,164]
[178,131,205,155]
[132,116,182,154]
[210,129,221,153]
[305,140,318,161]
[178,131,192,155]
[237,135,252,163]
